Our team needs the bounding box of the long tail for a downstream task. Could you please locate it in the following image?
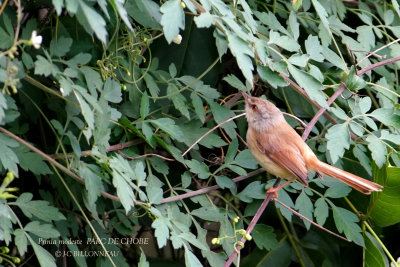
[315,161,383,194]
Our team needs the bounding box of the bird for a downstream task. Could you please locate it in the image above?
[241,91,383,196]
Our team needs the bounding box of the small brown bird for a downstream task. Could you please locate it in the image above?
[242,92,383,196]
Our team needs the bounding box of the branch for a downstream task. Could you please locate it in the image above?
[357,56,400,76]
[279,73,339,125]
[301,83,346,140]
[274,198,350,242]
[0,127,144,205]
[224,179,281,267]
[160,169,264,204]
[51,139,143,159]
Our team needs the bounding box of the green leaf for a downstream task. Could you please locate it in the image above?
[332,206,364,246]
[215,176,235,190]
[34,56,60,77]
[288,11,300,40]
[227,33,254,84]
[322,47,345,70]
[160,0,185,43]
[167,84,190,119]
[152,217,171,248]
[326,124,351,163]
[365,232,387,267]
[225,138,238,163]
[185,159,210,179]
[314,198,329,226]
[144,74,160,98]
[330,107,349,120]
[184,244,202,266]
[269,30,301,52]
[29,236,56,267]
[305,35,324,62]
[257,65,288,89]
[110,155,137,213]
[79,2,108,43]
[24,221,60,239]
[103,78,122,103]
[181,171,191,188]
[15,229,27,255]
[345,66,366,91]
[193,11,214,28]
[236,181,266,203]
[353,144,372,175]
[233,149,258,169]
[73,91,94,140]
[191,206,225,222]
[208,101,237,139]
[111,0,134,32]
[288,65,328,108]
[357,26,375,49]
[0,26,12,49]
[311,0,330,31]
[151,118,184,141]
[252,224,278,251]
[190,93,205,123]
[140,92,149,120]
[14,146,52,175]
[14,193,66,222]
[366,134,387,168]
[179,232,208,250]
[52,0,63,15]
[370,167,400,227]
[138,249,149,267]
[369,109,400,128]
[125,0,161,28]
[288,54,309,67]
[294,191,313,229]
[79,164,104,207]
[223,74,247,91]
[146,174,164,204]
[324,178,351,198]
[255,11,287,34]
[50,37,73,57]
[275,188,295,222]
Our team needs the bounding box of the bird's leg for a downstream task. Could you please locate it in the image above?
[266,177,297,199]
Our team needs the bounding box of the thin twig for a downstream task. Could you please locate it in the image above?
[117,150,175,161]
[182,113,246,157]
[283,112,307,128]
[274,198,350,242]
[356,38,400,66]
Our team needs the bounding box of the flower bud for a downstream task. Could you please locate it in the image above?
[172,34,182,45]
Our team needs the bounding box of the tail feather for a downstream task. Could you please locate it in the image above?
[316,161,383,195]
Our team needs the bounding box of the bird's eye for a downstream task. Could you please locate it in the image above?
[251,104,257,110]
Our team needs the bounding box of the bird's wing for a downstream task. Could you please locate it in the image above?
[255,132,309,185]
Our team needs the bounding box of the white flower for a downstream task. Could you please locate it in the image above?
[30,31,42,49]
[172,34,182,45]
[390,257,400,267]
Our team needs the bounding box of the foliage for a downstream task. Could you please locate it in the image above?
[0,0,400,266]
